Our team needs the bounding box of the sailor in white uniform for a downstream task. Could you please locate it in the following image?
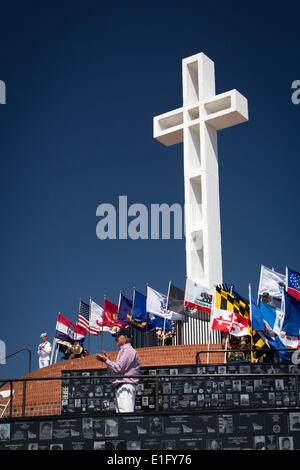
[37,333,51,369]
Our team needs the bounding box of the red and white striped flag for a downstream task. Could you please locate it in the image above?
[77,300,103,336]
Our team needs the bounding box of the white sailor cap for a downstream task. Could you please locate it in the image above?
[40,333,47,338]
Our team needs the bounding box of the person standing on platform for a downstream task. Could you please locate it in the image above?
[37,333,51,368]
[96,328,140,413]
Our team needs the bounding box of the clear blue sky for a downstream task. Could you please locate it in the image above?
[0,1,299,379]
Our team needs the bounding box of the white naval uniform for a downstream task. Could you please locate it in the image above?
[37,341,51,368]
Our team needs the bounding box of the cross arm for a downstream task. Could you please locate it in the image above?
[204,89,248,130]
[153,107,184,147]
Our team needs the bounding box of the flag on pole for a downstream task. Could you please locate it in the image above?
[166,282,184,315]
[103,298,119,329]
[148,312,172,330]
[215,287,249,320]
[131,290,156,333]
[146,286,183,321]
[77,300,103,336]
[287,267,300,301]
[90,300,104,335]
[258,265,285,300]
[282,291,300,337]
[55,313,86,344]
[250,296,291,359]
[211,308,249,337]
[250,295,265,331]
[117,293,133,326]
[184,278,213,322]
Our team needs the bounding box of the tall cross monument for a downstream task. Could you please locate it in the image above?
[154,52,248,292]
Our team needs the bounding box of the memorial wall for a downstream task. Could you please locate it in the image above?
[0,363,299,450]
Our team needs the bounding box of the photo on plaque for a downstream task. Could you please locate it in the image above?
[82,417,93,438]
[170,369,178,376]
[50,444,63,450]
[0,423,10,441]
[254,380,263,392]
[207,438,222,450]
[254,436,266,450]
[289,412,300,431]
[95,385,103,397]
[217,366,226,375]
[11,422,38,441]
[239,365,251,374]
[240,394,250,406]
[279,436,294,450]
[275,379,285,391]
[105,418,118,437]
[265,435,277,450]
[126,440,141,450]
[149,417,163,435]
[28,443,39,450]
[170,395,179,409]
[163,382,172,394]
[218,415,233,434]
[232,380,241,392]
[161,439,176,450]
[94,441,106,450]
[39,421,53,440]
[136,383,144,395]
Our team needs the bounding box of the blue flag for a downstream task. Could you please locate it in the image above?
[148,312,172,330]
[259,301,277,331]
[131,290,156,333]
[282,291,300,337]
[117,294,132,326]
[251,296,265,331]
[263,330,291,362]
[251,296,290,361]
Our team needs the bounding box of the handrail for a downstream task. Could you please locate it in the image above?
[0,348,32,375]
[195,347,295,365]
[0,366,299,419]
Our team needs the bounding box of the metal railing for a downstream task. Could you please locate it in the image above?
[195,347,295,365]
[0,348,32,375]
[0,365,299,419]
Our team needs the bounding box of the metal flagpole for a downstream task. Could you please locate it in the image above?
[100,295,106,353]
[207,288,216,364]
[257,264,263,305]
[131,288,135,347]
[88,297,92,355]
[182,276,188,345]
[50,312,60,365]
[145,284,148,348]
[166,280,173,344]
[249,283,254,363]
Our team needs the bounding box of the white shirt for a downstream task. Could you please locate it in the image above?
[37,341,51,359]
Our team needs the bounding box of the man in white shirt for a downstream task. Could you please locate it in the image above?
[37,333,51,369]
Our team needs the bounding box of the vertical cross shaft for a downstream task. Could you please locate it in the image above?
[154,52,248,291]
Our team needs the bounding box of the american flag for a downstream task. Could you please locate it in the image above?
[77,299,103,336]
[287,268,300,301]
[77,300,90,331]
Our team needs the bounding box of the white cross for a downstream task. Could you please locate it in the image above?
[153,52,248,289]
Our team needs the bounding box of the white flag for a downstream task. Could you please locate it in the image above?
[258,265,285,299]
[184,278,214,321]
[89,300,104,335]
[147,286,183,321]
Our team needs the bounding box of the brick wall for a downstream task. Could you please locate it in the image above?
[0,344,223,418]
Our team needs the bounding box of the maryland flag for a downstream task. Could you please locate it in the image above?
[215,287,267,355]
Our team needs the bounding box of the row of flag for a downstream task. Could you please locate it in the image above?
[54,264,300,359]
